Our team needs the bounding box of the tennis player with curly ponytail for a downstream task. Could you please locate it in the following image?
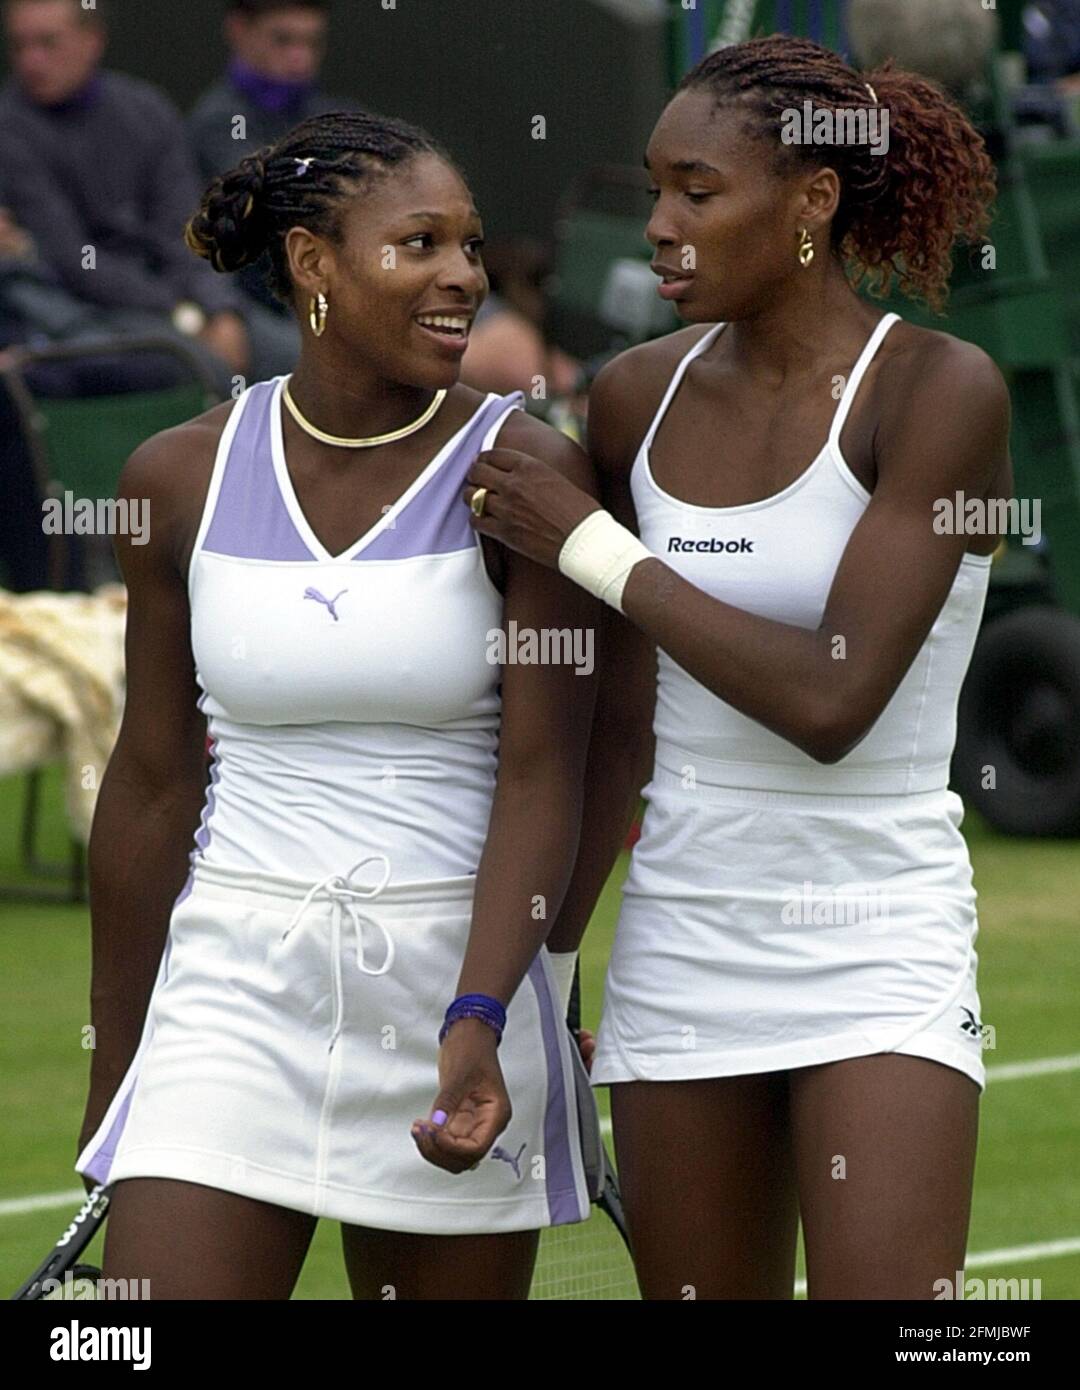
[75,109,601,1298]
[464,34,1010,1298]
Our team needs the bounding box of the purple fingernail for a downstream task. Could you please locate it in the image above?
[432,1109,448,1125]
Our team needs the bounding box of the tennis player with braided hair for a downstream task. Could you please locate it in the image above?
[75,109,600,1299]
[465,35,1009,1299]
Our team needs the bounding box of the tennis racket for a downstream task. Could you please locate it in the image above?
[19,979,632,1300]
[530,967,638,1299]
[10,1183,110,1301]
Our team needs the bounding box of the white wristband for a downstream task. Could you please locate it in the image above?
[547,950,578,1018]
[558,509,654,613]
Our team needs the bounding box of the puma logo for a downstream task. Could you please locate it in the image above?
[303,586,347,622]
[491,1142,527,1179]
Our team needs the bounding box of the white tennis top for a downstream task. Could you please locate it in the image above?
[185,377,523,881]
[631,313,993,794]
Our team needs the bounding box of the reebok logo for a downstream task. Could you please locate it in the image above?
[668,537,754,553]
[958,1005,995,1052]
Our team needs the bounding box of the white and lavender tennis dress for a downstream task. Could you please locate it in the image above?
[591,313,993,1092]
[76,377,592,1233]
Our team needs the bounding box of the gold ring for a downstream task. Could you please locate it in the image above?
[470,486,488,519]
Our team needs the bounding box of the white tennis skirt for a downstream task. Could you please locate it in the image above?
[590,770,988,1091]
[76,858,592,1234]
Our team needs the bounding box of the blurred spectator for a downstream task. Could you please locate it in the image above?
[0,147,101,593]
[0,0,283,391]
[0,113,98,350]
[0,138,209,593]
[0,190,46,592]
[188,0,357,355]
[0,370,47,592]
[1023,1,1080,92]
[0,196,88,352]
[461,238,581,399]
[847,0,998,98]
[0,203,30,264]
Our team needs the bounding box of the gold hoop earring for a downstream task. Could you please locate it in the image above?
[797,227,815,268]
[309,292,329,337]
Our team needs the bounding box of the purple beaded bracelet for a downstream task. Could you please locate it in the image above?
[439,993,507,1047]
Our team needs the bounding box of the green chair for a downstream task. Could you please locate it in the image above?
[0,336,220,901]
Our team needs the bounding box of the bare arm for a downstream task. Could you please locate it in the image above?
[78,422,219,1163]
[618,340,1011,761]
[544,364,658,955]
[452,411,601,1001]
[412,412,602,1172]
[467,335,1011,766]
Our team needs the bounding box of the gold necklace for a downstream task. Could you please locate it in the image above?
[282,378,448,448]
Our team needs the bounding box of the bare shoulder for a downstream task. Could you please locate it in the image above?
[117,398,236,575]
[875,320,1011,497]
[494,406,596,491]
[118,398,233,498]
[879,320,1010,425]
[588,325,716,476]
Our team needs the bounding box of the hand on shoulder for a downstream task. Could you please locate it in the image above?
[494,403,596,494]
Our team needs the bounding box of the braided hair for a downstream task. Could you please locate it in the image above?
[185,109,457,304]
[677,35,996,312]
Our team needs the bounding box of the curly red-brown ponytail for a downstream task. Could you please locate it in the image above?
[678,34,997,313]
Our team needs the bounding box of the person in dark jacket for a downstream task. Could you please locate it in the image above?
[1023,1,1080,89]
[0,136,197,593]
[188,0,358,364]
[0,0,282,389]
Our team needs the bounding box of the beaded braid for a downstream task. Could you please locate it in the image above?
[185,109,457,303]
[678,34,996,312]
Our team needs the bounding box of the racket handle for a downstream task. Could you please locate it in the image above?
[567,957,582,1037]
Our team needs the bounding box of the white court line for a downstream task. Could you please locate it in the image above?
[985,1053,1080,1083]
[3,1190,1078,1281]
[0,1188,84,1217]
[4,1057,1077,1221]
[966,1236,1080,1268]
[3,1196,1080,1281]
[595,1051,1080,1140]
[789,1238,1080,1295]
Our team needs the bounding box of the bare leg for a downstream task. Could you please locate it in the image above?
[789,1054,979,1299]
[341,1224,540,1300]
[609,1073,799,1299]
[102,1178,317,1299]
